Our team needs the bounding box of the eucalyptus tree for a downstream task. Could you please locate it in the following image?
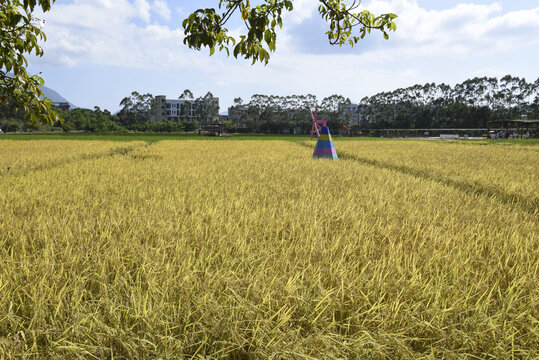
[454,79,482,107]
[320,94,350,129]
[492,75,529,118]
[532,78,539,118]
[179,89,194,100]
[118,91,156,125]
[457,77,492,107]
[304,94,318,109]
[196,91,220,123]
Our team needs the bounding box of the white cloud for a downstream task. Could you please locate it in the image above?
[284,0,318,24]
[362,0,539,57]
[35,0,539,69]
[34,0,218,69]
[153,0,171,21]
[134,0,151,23]
[279,0,539,59]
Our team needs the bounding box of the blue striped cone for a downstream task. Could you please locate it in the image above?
[313,126,338,159]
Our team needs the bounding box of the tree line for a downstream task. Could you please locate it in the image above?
[0,90,216,133]
[1,75,538,134]
[228,93,352,134]
[228,75,539,134]
[2,0,395,126]
[356,75,539,129]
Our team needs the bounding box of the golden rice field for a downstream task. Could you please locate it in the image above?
[0,138,538,359]
[0,140,146,177]
[334,140,538,212]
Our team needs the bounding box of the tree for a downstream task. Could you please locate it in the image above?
[320,94,350,130]
[204,91,220,121]
[1,0,59,125]
[118,91,156,125]
[179,89,194,100]
[179,99,193,121]
[182,0,397,64]
[194,91,219,125]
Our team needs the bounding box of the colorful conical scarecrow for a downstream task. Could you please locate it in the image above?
[313,126,338,159]
[309,105,338,159]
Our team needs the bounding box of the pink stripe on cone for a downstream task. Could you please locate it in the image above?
[314,147,337,156]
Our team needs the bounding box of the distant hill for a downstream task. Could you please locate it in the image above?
[41,85,77,109]
[4,73,77,110]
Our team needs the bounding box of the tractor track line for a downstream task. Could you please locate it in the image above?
[1,142,151,180]
[297,141,538,215]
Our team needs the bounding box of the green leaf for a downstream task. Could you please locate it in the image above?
[233,44,241,58]
[264,29,271,45]
[180,1,397,65]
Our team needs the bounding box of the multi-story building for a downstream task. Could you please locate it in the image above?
[344,103,362,125]
[154,95,219,123]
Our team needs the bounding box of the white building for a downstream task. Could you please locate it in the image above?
[344,104,362,125]
[154,95,219,122]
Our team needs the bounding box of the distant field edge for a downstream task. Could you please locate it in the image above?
[1,133,538,145]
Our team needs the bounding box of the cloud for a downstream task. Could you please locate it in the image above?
[281,0,539,59]
[34,0,217,69]
[153,0,171,21]
[134,0,151,23]
[396,1,538,55]
[38,0,539,70]
[283,0,318,25]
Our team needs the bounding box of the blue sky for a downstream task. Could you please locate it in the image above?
[28,0,539,113]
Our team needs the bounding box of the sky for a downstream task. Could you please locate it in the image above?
[28,0,539,114]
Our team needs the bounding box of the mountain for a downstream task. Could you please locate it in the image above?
[5,72,77,109]
[41,85,77,109]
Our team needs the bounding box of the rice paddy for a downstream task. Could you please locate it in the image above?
[0,138,537,359]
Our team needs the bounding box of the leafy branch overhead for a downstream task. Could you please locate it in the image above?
[0,0,59,125]
[182,0,398,64]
